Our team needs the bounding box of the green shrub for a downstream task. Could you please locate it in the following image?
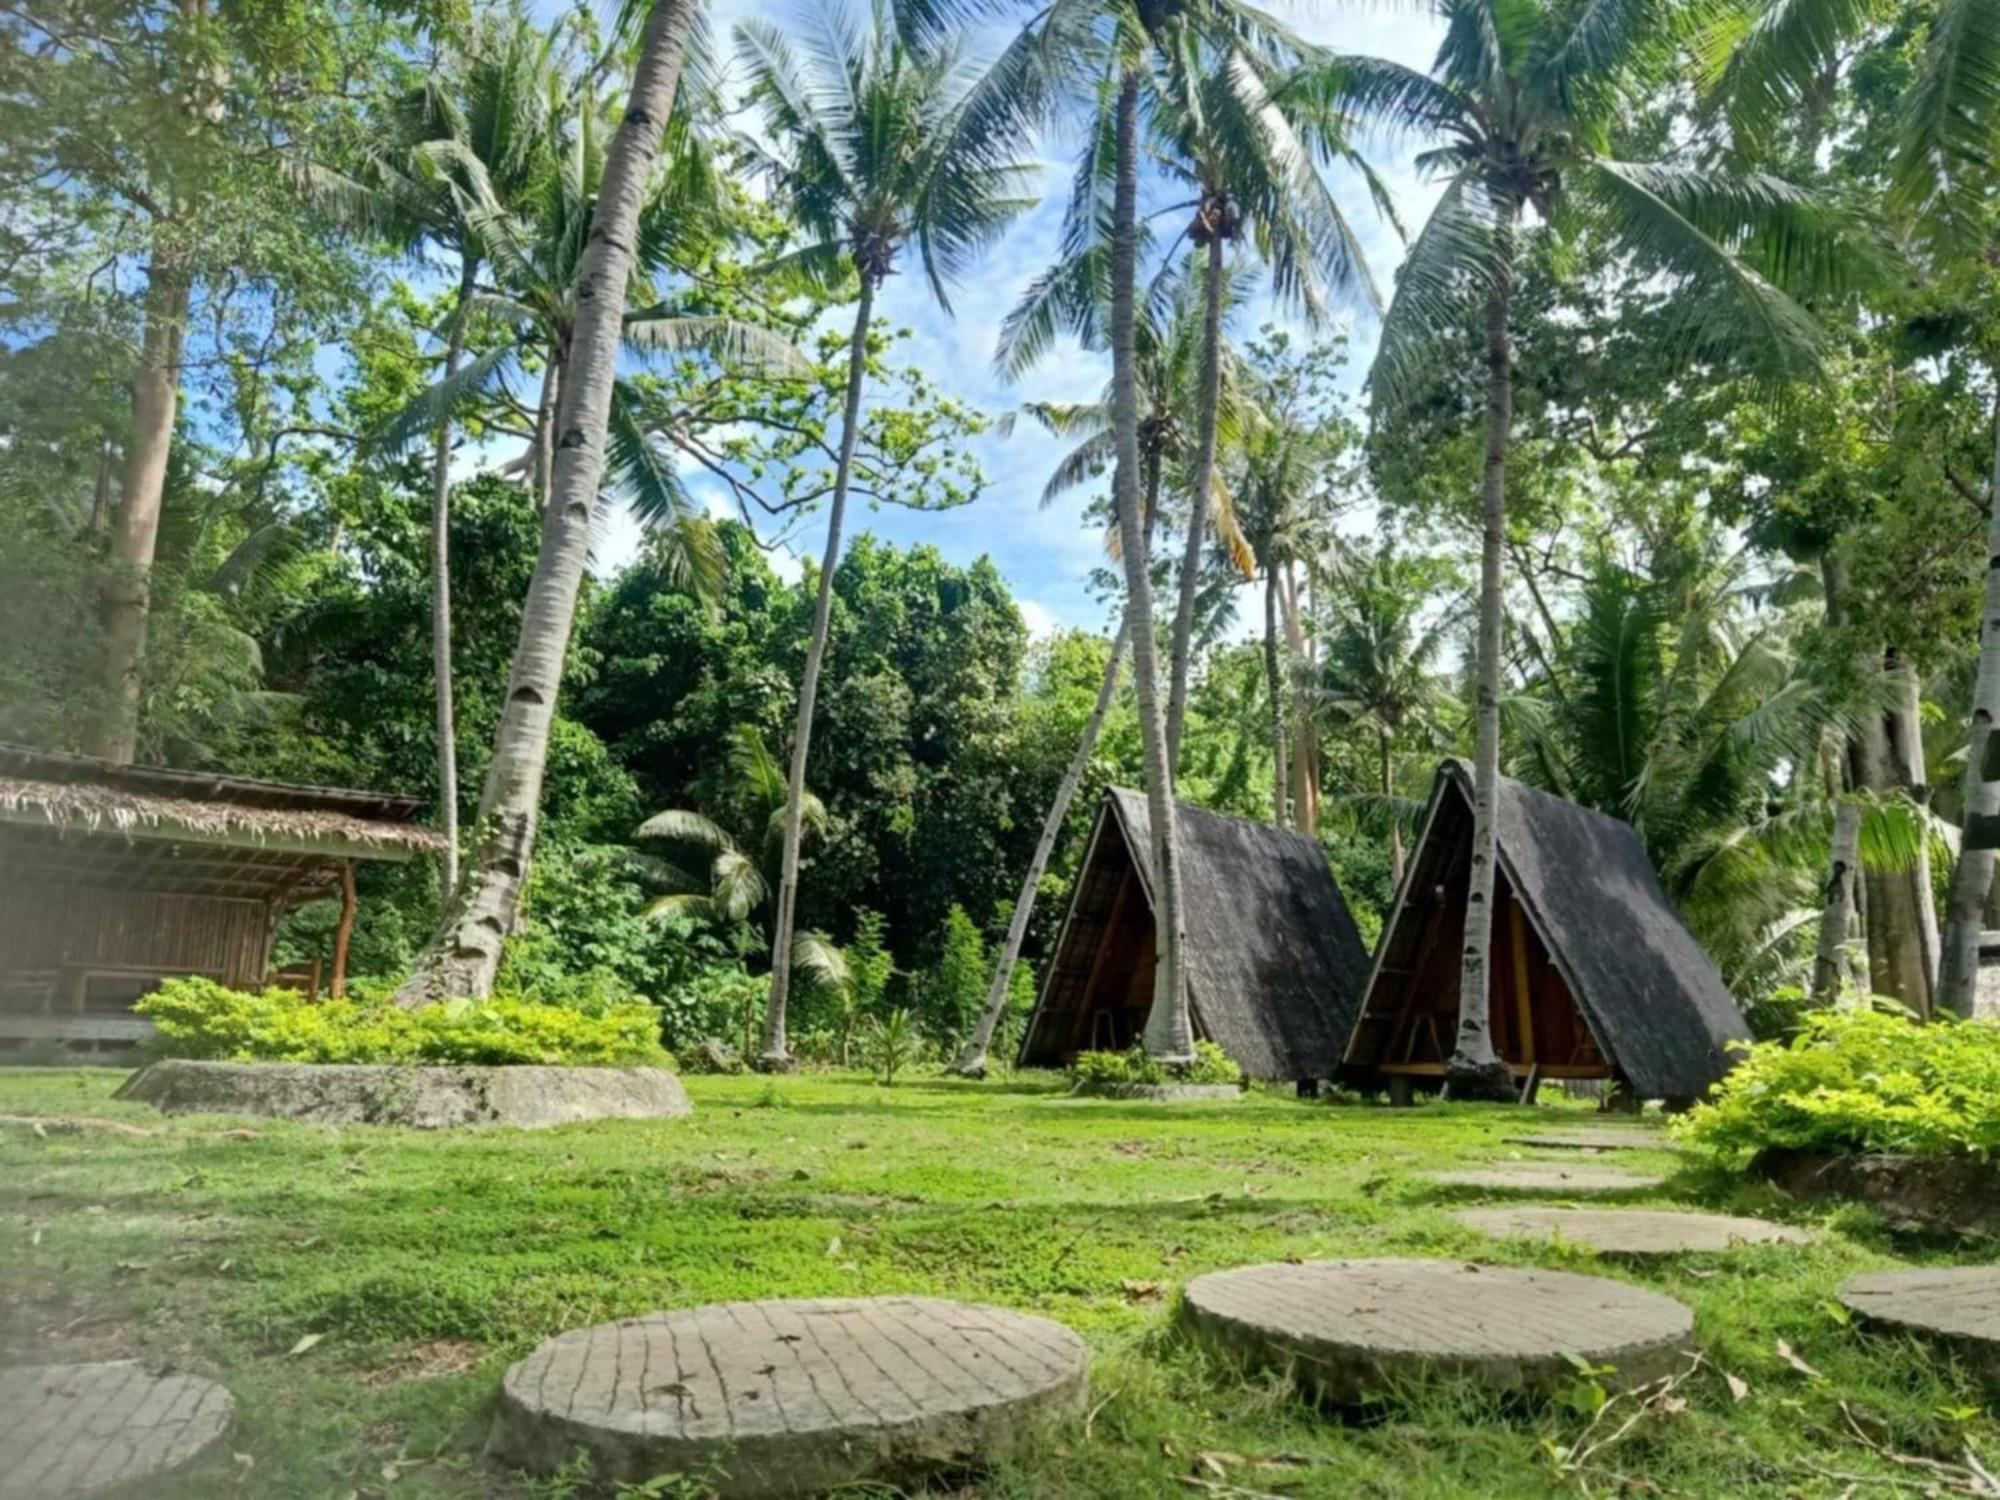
[1069,1040,1242,1088]
[1675,1010,2000,1163]
[136,978,672,1068]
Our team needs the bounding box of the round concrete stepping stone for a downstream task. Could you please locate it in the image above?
[490,1297,1088,1497]
[1504,1131,1681,1152]
[1419,1164,1666,1194]
[1839,1267,2000,1390]
[1181,1259,1692,1402]
[0,1361,233,1499]
[1455,1207,1810,1257]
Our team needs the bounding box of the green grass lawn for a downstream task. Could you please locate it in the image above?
[2,1067,1994,1498]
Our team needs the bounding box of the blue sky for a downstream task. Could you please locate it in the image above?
[585,2,1451,638]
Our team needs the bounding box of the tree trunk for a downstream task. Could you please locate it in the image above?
[427,253,478,902]
[1813,796,1861,1004]
[762,278,876,1068]
[529,342,564,510]
[1448,215,1517,1102]
[1165,230,1226,775]
[1280,560,1317,833]
[395,0,698,1005]
[951,618,1129,1076]
[89,257,191,763]
[1105,68,1192,1064]
[1937,386,2000,1019]
[1382,730,1404,890]
[1853,651,1938,1015]
[1264,569,1287,826]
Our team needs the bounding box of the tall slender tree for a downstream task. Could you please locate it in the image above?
[736,2,1037,1067]
[397,0,706,1003]
[371,16,561,897]
[1325,0,1843,1095]
[1700,0,2000,1019]
[1315,545,1452,887]
[1149,30,1383,774]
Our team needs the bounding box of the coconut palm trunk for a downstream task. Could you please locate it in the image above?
[1104,66,1193,1065]
[1280,561,1318,831]
[951,617,1130,1077]
[427,253,478,900]
[1813,796,1862,1003]
[1448,213,1517,1101]
[529,342,564,509]
[1937,388,2000,1018]
[90,257,191,763]
[1264,568,1287,826]
[1166,229,1226,774]
[763,276,876,1068]
[396,0,699,1005]
[1381,729,1404,889]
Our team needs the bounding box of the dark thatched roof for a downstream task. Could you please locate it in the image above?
[1353,762,1748,1099]
[0,743,443,896]
[1022,789,1371,1080]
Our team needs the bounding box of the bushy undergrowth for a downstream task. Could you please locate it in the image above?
[1070,1039,1242,1087]
[1676,1010,2000,1161]
[136,978,671,1068]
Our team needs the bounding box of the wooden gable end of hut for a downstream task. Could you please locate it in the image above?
[1341,761,1749,1103]
[1018,789,1371,1082]
[0,743,443,1050]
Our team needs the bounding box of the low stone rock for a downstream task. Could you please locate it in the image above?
[1070,1081,1242,1102]
[115,1060,691,1129]
[1755,1148,2000,1238]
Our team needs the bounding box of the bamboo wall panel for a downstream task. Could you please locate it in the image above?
[0,882,270,1010]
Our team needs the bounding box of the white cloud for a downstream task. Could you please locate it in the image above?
[1017,597,1058,639]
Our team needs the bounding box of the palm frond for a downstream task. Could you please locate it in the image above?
[1368,170,1499,421]
[791,928,852,995]
[1580,159,1827,380]
[637,808,734,850]
[363,343,518,458]
[623,314,813,376]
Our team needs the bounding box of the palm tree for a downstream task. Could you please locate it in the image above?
[635,726,849,1011]
[1510,563,1936,1000]
[735,1,1037,1069]
[1321,1,1842,1096]
[1232,376,1345,832]
[397,0,705,1004]
[1315,545,1453,887]
[1694,0,2000,1017]
[365,72,771,598]
[1148,31,1383,776]
[999,260,1255,576]
[950,620,1127,1077]
[365,13,561,899]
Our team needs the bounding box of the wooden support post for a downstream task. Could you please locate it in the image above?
[330,861,356,999]
[1509,897,1535,1066]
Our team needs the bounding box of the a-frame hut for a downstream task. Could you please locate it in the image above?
[1017,788,1371,1084]
[0,743,443,1054]
[1341,761,1749,1105]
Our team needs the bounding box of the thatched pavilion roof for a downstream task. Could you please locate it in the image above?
[0,743,442,900]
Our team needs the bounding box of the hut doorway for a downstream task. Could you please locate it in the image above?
[1343,769,1611,1101]
[1024,815,1159,1059]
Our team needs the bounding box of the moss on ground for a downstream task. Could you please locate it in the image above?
[1,1067,1993,1498]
